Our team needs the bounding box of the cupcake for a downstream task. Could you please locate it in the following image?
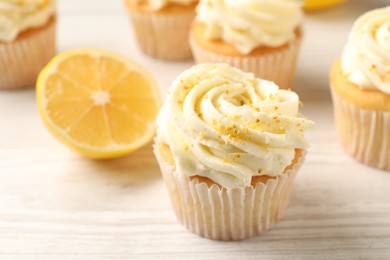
[189,0,304,89]
[154,63,313,240]
[0,0,56,90]
[124,0,198,60]
[330,7,390,170]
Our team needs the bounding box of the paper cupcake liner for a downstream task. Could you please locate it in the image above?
[0,18,56,90]
[127,9,195,60]
[154,143,306,241]
[331,89,390,170]
[189,35,301,89]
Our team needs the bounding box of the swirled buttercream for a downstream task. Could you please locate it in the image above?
[128,0,196,10]
[195,0,304,54]
[157,63,313,189]
[0,0,55,43]
[342,7,390,94]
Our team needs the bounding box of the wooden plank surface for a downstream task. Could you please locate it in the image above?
[0,0,389,259]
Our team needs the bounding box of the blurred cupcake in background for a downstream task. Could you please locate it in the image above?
[330,7,390,170]
[0,0,56,90]
[154,63,314,240]
[189,0,304,89]
[124,0,198,60]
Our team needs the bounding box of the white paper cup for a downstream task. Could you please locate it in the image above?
[0,17,56,90]
[154,143,306,241]
[331,89,390,170]
[127,8,195,60]
[189,33,302,89]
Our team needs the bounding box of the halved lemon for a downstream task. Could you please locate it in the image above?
[37,49,161,159]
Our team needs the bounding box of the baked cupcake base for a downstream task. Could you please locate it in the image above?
[330,59,390,170]
[154,142,306,241]
[189,23,302,89]
[0,16,56,90]
[125,3,196,61]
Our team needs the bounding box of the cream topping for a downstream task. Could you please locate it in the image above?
[195,0,304,54]
[342,7,390,94]
[130,0,196,10]
[157,63,313,189]
[0,0,55,42]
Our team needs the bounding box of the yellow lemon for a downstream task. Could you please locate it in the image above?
[37,49,161,159]
[304,0,346,11]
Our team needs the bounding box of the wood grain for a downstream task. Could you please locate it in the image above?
[0,0,390,259]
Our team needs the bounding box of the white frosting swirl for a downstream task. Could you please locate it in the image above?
[342,7,390,94]
[130,0,196,10]
[196,0,304,54]
[157,63,313,189]
[0,0,55,43]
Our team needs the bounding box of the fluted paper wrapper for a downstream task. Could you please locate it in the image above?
[127,9,194,60]
[190,35,301,89]
[331,90,390,170]
[0,19,56,90]
[154,144,306,241]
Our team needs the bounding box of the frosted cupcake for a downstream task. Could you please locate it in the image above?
[0,0,56,90]
[189,0,304,89]
[330,7,390,170]
[154,63,313,241]
[124,0,198,60]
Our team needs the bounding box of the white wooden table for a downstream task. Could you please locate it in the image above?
[1,0,390,259]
